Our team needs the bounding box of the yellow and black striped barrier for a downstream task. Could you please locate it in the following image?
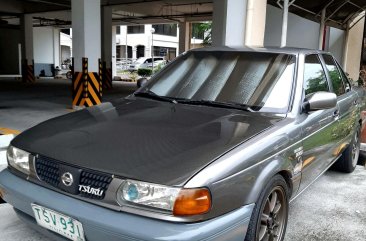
[22,59,35,84]
[99,60,113,90]
[72,58,102,107]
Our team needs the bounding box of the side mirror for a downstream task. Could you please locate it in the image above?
[137,78,148,88]
[303,91,337,112]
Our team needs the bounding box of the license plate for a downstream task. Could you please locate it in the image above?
[32,204,85,241]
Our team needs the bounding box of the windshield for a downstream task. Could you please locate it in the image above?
[134,58,146,64]
[142,51,296,113]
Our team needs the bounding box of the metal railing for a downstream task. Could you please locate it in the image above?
[116,58,135,71]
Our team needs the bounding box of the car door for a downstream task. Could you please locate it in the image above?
[299,54,340,191]
[321,54,358,149]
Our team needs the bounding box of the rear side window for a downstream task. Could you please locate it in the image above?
[304,54,329,96]
[322,54,345,96]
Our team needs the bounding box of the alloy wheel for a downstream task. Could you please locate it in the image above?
[257,186,287,241]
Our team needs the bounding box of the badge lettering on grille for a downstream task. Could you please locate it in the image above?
[78,185,104,197]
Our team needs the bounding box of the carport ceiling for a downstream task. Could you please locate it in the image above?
[268,0,366,30]
[0,0,364,28]
[0,0,213,25]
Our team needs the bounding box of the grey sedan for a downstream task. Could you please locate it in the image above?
[0,47,364,241]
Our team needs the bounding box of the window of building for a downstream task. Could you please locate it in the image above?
[153,46,176,60]
[127,25,145,34]
[192,23,205,40]
[304,54,329,96]
[152,24,177,37]
[116,26,121,35]
[322,54,345,96]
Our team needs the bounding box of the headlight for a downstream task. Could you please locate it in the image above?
[117,179,211,216]
[7,145,30,175]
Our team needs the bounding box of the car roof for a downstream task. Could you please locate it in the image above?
[189,46,331,56]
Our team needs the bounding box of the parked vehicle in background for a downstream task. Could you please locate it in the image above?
[1,47,365,241]
[129,56,164,71]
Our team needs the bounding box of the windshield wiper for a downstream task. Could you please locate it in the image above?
[177,99,253,112]
[134,90,177,103]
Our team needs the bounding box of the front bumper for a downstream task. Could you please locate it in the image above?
[0,169,254,241]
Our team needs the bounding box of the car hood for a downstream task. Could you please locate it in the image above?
[12,97,283,186]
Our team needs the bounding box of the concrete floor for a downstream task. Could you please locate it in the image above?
[0,78,136,132]
[0,77,366,241]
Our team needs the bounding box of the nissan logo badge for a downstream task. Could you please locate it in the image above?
[61,172,73,186]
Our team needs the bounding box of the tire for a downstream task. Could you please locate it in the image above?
[245,175,289,241]
[66,71,72,79]
[333,125,361,173]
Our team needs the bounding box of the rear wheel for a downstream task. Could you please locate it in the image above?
[333,125,360,173]
[245,175,289,241]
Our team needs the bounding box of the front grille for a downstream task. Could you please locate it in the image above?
[35,155,112,200]
[35,156,60,187]
[79,171,113,200]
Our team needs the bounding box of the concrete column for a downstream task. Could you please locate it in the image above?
[72,0,101,72]
[318,9,326,50]
[245,0,267,46]
[212,0,247,47]
[53,28,60,68]
[101,6,114,88]
[20,14,35,83]
[343,21,351,69]
[112,26,117,78]
[102,6,112,69]
[72,0,102,107]
[132,46,137,59]
[280,0,289,47]
[178,21,190,54]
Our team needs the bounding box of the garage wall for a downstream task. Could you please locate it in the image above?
[264,5,319,49]
[327,27,345,64]
[34,27,54,64]
[0,27,21,75]
[345,16,365,80]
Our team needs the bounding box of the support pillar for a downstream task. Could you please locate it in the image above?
[53,28,61,74]
[132,46,137,59]
[318,9,326,50]
[21,14,35,83]
[101,6,113,89]
[112,26,117,78]
[245,0,267,46]
[280,0,289,47]
[212,0,247,47]
[343,20,351,69]
[72,0,102,108]
[178,21,190,54]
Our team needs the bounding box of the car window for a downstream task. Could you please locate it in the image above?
[304,54,329,97]
[145,59,152,63]
[322,54,345,96]
[336,61,351,91]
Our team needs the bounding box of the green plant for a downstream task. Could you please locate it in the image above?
[137,68,153,77]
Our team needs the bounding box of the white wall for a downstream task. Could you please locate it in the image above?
[327,27,344,63]
[34,27,54,64]
[264,5,319,49]
[345,15,365,80]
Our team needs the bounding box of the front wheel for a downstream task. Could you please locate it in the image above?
[245,175,289,241]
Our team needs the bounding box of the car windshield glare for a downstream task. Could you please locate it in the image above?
[143,51,296,113]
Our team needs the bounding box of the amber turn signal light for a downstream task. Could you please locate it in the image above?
[173,188,211,216]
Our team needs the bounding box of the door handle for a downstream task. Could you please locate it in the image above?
[333,109,340,119]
